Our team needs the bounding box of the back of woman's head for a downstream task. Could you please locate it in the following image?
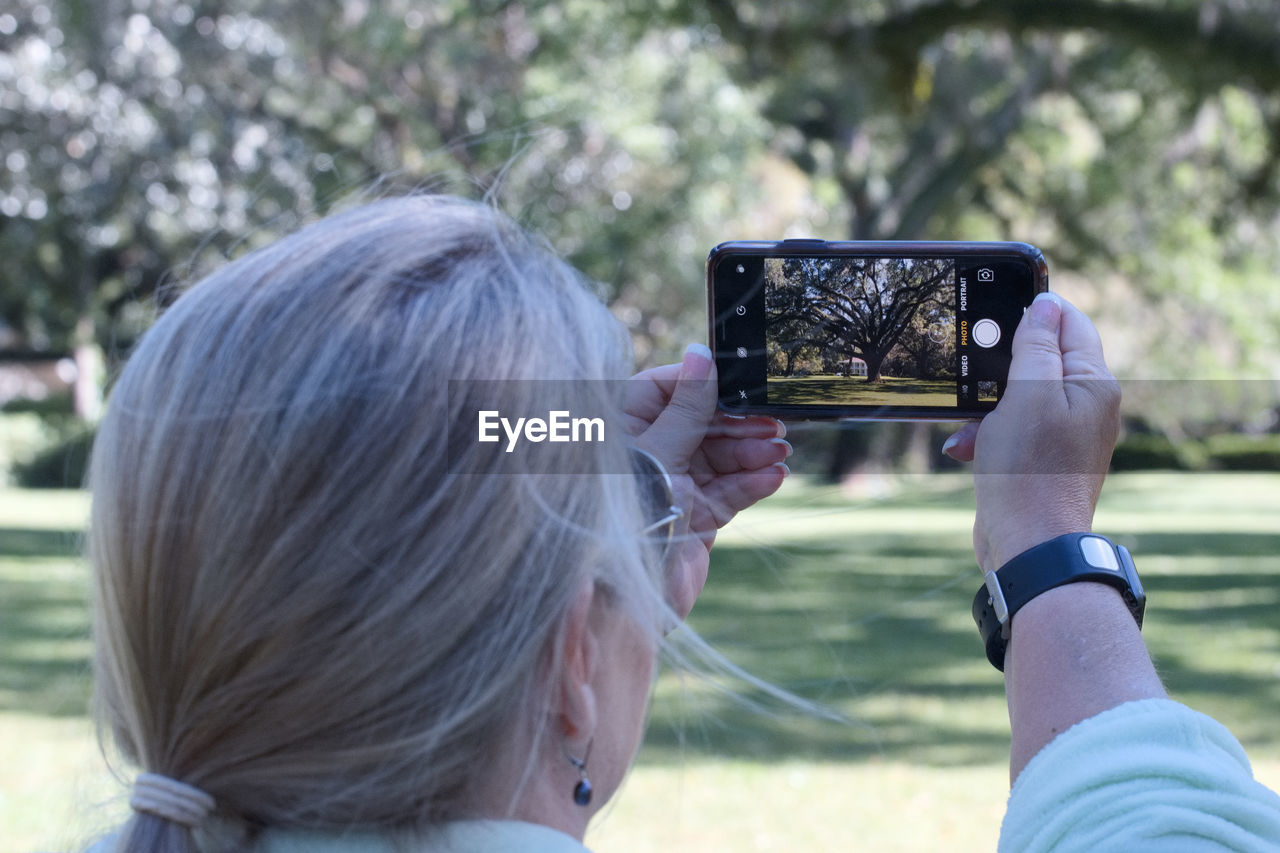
[89,195,658,849]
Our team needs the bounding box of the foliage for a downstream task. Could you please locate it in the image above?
[0,0,770,365]
[665,0,1280,379]
[2,0,1278,457]
[1112,430,1280,471]
[1204,433,1280,471]
[10,423,94,487]
[1111,432,1205,471]
[0,391,73,418]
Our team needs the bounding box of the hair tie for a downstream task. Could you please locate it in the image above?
[130,772,215,828]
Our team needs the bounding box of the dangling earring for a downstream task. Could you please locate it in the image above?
[565,740,593,807]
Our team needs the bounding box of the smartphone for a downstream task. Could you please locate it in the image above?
[708,240,1049,420]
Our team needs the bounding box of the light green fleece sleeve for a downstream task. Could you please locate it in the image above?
[1001,698,1280,852]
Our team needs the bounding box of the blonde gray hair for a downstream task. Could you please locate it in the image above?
[89,195,666,849]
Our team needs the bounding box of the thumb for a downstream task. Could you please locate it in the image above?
[1007,292,1065,384]
[637,343,717,471]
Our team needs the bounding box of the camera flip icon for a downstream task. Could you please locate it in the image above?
[977,268,994,282]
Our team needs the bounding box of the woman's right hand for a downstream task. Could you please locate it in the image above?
[943,293,1121,573]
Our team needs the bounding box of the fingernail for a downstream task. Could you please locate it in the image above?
[941,434,961,456]
[772,461,791,478]
[773,419,787,438]
[681,342,713,381]
[769,437,793,458]
[1028,292,1063,330]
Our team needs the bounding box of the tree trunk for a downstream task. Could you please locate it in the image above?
[864,351,885,383]
[72,314,102,421]
[902,422,933,475]
[824,424,872,483]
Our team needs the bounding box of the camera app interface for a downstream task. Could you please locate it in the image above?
[715,252,1033,412]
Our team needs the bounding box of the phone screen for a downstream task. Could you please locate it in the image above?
[708,240,1048,420]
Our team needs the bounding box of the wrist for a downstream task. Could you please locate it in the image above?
[1010,581,1140,652]
[976,480,1104,571]
[1008,582,1152,681]
[972,533,1146,672]
[984,525,1090,574]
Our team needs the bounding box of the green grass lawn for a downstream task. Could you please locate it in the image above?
[2,475,1279,851]
[767,375,956,407]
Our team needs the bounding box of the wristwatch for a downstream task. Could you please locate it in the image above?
[972,533,1146,672]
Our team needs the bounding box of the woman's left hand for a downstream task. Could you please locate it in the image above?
[625,343,791,620]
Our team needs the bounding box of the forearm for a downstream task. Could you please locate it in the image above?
[1005,582,1166,781]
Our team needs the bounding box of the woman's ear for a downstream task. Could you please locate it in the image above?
[556,580,599,743]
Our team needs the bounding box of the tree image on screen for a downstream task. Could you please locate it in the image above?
[765,257,955,406]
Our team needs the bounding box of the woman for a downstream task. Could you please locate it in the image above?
[88,194,790,851]
[88,195,1280,851]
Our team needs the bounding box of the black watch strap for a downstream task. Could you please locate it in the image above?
[972,533,1146,672]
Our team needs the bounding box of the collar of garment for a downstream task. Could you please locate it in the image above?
[87,820,590,853]
[256,820,591,853]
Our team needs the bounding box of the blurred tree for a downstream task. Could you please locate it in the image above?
[2,0,1277,446]
[661,2,1277,352]
[0,0,769,416]
[659,0,1280,472]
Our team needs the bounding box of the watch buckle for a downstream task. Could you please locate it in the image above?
[983,570,1009,624]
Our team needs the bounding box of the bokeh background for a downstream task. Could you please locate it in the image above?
[2,1,1278,850]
